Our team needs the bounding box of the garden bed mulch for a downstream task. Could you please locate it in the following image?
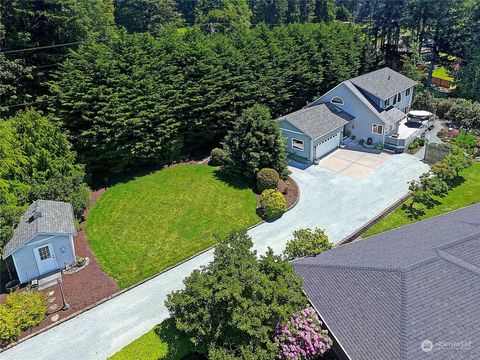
[254,177,299,210]
[1,189,119,346]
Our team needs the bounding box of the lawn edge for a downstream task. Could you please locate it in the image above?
[0,177,301,353]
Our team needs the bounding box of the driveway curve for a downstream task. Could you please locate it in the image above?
[1,153,428,360]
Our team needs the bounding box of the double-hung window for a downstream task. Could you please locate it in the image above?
[292,138,304,151]
[372,124,384,135]
[406,88,410,96]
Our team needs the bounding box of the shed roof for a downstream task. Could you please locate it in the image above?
[2,200,77,259]
[293,203,480,360]
[278,103,354,140]
[350,67,417,100]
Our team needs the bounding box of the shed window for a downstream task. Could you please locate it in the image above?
[331,96,344,105]
[292,138,304,151]
[372,124,384,135]
[38,245,52,260]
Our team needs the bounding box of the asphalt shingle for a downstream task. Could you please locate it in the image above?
[350,67,417,100]
[278,103,354,139]
[293,203,480,360]
[2,200,77,259]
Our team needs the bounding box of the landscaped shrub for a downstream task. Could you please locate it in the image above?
[223,105,289,180]
[209,148,226,166]
[0,289,47,346]
[274,307,332,360]
[283,228,333,260]
[375,142,383,150]
[256,168,280,193]
[358,139,364,145]
[260,189,286,220]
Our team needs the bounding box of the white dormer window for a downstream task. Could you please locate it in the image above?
[331,96,344,105]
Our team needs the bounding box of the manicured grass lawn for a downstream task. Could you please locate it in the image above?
[432,67,454,82]
[363,162,480,237]
[108,319,194,360]
[87,165,261,288]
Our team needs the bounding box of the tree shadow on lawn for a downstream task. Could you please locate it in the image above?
[155,318,198,360]
[213,168,252,191]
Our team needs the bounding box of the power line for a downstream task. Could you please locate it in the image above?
[1,41,83,54]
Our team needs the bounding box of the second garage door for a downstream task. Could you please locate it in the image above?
[315,131,341,159]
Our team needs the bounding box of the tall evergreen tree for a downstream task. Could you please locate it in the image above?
[314,0,336,23]
[114,0,181,32]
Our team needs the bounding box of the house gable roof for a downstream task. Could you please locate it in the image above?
[2,200,77,259]
[293,203,480,360]
[278,103,354,140]
[350,67,417,100]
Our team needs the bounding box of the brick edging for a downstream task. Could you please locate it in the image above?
[1,175,301,352]
[336,192,412,246]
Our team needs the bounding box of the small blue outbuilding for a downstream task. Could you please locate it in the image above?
[2,200,77,284]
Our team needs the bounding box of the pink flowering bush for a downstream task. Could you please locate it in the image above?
[274,307,332,359]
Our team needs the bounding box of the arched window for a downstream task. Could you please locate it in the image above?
[331,96,344,105]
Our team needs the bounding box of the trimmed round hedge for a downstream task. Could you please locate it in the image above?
[260,189,286,220]
[256,168,280,193]
[209,148,226,166]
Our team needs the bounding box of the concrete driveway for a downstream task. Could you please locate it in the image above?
[318,149,391,179]
[251,151,429,254]
[2,152,429,360]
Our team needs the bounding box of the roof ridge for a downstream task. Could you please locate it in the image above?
[437,249,480,276]
[278,102,327,119]
[293,262,402,273]
[436,230,480,251]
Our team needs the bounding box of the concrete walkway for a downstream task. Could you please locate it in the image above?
[2,153,429,360]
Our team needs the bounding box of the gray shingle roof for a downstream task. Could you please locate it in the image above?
[2,200,77,259]
[278,103,354,139]
[293,203,480,360]
[380,106,407,125]
[350,67,417,100]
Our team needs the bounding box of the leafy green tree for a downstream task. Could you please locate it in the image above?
[283,228,333,260]
[418,173,449,197]
[223,104,289,180]
[431,161,456,183]
[412,91,437,113]
[408,179,435,210]
[457,53,480,102]
[443,153,472,177]
[114,0,181,32]
[0,109,89,250]
[165,231,307,358]
[196,0,252,32]
[445,99,480,129]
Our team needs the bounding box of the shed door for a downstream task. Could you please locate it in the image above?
[33,243,58,275]
[315,131,341,159]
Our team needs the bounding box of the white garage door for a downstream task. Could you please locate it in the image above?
[315,131,341,159]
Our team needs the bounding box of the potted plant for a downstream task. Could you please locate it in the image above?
[76,256,87,267]
[5,279,20,293]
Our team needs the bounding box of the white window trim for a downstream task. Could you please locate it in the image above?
[406,87,411,96]
[292,138,304,151]
[384,97,390,107]
[372,124,384,135]
[330,96,344,105]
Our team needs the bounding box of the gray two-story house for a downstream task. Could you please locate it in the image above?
[279,67,422,161]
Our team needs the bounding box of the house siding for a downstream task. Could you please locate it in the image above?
[311,83,384,144]
[280,120,312,160]
[12,234,75,284]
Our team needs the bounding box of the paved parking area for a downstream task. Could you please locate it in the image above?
[318,149,391,178]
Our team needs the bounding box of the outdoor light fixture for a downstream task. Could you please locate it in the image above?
[57,278,70,311]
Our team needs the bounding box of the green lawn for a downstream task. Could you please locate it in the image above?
[108,319,194,360]
[432,67,454,82]
[363,162,480,237]
[87,165,260,288]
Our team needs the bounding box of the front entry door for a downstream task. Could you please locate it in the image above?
[34,243,58,275]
